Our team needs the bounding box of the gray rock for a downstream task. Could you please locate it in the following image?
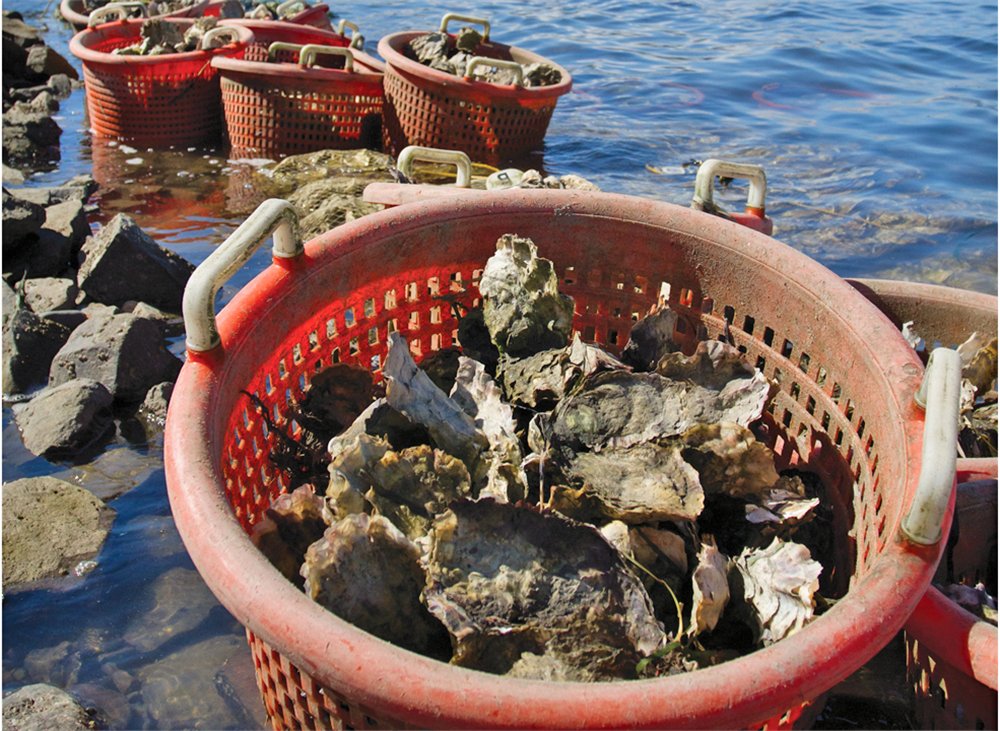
[1,476,115,587]
[2,163,26,184]
[12,379,114,458]
[3,292,73,394]
[2,107,61,165]
[23,276,78,312]
[138,381,173,432]
[47,74,74,100]
[123,300,184,336]
[80,302,119,318]
[24,45,79,82]
[1,684,97,731]
[1,277,16,328]
[48,312,182,402]
[4,227,74,279]
[44,198,90,253]
[11,181,93,207]
[77,214,194,310]
[24,641,80,687]
[39,309,86,330]
[2,188,45,256]
[1,15,42,48]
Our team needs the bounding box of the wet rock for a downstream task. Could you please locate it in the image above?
[12,379,115,458]
[137,381,173,432]
[1,684,98,731]
[24,45,78,82]
[22,276,78,312]
[68,682,131,730]
[302,513,450,657]
[422,499,667,680]
[24,641,81,687]
[2,291,73,394]
[50,443,164,501]
[2,107,61,166]
[2,188,45,255]
[76,213,194,310]
[41,198,91,252]
[479,234,574,357]
[2,476,115,588]
[5,227,75,279]
[48,312,183,403]
[124,567,221,653]
[46,74,74,100]
[138,635,246,730]
[122,300,184,336]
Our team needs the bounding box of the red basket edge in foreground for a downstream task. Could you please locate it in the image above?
[165,190,957,729]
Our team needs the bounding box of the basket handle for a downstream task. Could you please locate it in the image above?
[267,41,304,61]
[300,44,354,71]
[183,199,301,353]
[396,146,472,188]
[276,0,307,15]
[464,56,523,86]
[336,19,365,49]
[692,159,768,215]
[201,26,240,50]
[439,12,490,40]
[900,347,963,545]
[87,1,146,25]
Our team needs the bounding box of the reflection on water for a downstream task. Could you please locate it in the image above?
[2,0,995,727]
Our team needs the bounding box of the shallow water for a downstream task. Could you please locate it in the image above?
[2,0,996,727]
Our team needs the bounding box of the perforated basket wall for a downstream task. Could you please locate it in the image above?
[851,280,1000,731]
[378,31,571,166]
[214,25,384,158]
[165,191,943,730]
[70,19,251,147]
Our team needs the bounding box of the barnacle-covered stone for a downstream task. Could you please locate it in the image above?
[422,499,667,681]
[302,514,449,657]
[251,484,332,587]
[479,234,574,358]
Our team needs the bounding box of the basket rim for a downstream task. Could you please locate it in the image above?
[378,29,572,101]
[69,17,252,64]
[165,189,939,728]
[212,37,384,78]
[60,0,210,28]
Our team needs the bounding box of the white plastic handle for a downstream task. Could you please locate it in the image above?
[900,347,963,545]
[87,1,147,25]
[267,41,304,61]
[692,159,768,213]
[438,12,490,40]
[464,56,523,86]
[396,146,472,188]
[276,0,306,15]
[183,199,301,353]
[200,26,240,50]
[299,44,354,71]
[336,19,364,49]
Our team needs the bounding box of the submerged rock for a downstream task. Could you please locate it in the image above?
[123,567,220,653]
[2,476,115,588]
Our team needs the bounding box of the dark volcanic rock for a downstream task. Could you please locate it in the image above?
[3,292,72,394]
[48,312,182,402]
[2,187,45,256]
[76,214,194,310]
[12,379,114,459]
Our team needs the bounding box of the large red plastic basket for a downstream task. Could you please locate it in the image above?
[165,190,956,730]
[377,27,571,166]
[69,18,253,147]
[213,20,384,158]
[59,0,211,31]
[848,278,999,730]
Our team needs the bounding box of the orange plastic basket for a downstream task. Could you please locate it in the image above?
[59,0,211,31]
[848,279,999,730]
[165,190,959,730]
[377,16,571,166]
[214,20,384,158]
[70,17,253,147]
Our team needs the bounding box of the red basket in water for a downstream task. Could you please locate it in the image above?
[165,190,960,729]
[70,17,253,147]
[848,278,999,730]
[214,19,384,157]
[59,0,211,31]
[378,14,571,166]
